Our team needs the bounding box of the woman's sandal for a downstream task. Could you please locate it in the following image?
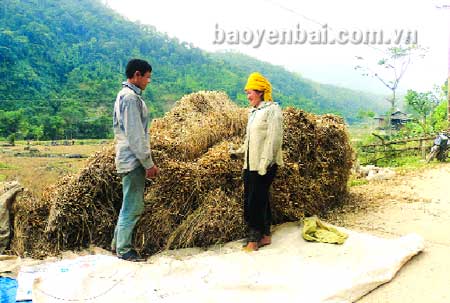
[258,235,272,247]
[242,241,259,252]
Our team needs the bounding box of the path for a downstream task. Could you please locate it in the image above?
[327,164,450,302]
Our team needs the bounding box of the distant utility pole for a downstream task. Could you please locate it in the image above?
[436,3,450,123]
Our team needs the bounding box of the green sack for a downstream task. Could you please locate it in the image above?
[302,216,348,245]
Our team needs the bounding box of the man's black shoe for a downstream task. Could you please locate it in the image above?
[118,250,146,262]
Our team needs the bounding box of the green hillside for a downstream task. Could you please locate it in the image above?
[211,52,387,117]
[0,0,387,140]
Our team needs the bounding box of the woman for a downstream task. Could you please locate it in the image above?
[231,72,284,251]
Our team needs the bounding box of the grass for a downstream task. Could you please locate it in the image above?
[347,123,378,144]
[392,156,443,175]
[348,155,435,188]
[376,155,425,168]
[3,141,111,155]
[347,124,443,186]
[350,124,439,169]
[348,177,369,187]
[0,141,110,196]
[0,162,17,169]
[11,139,111,146]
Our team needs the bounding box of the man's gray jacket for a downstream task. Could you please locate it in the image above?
[113,82,154,174]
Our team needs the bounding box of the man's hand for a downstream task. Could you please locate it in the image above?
[146,165,159,179]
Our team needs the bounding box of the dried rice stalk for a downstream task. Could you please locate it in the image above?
[9,91,353,258]
[151,91,247,160]
[165,188,245,249]
[10,190,52,258]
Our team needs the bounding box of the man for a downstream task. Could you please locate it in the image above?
[111,59,159,261]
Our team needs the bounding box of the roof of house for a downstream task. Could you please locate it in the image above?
[374,111,411,121]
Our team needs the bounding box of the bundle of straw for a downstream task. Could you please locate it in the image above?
[10,91,353,258]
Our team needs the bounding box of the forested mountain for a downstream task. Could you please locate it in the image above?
[0,0,387,140]
[211,52,387,117]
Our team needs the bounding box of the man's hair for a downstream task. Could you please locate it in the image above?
[125,59,152,79]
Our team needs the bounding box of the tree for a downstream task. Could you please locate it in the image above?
[28,125,44,140]
[0,110,24,138]
[431,100,448,131]
[41,115,65,140]
[430,81,449,131]
[355,45,427,113]
[0,0,386,140]
[357,110,375,119]
[404,90,439,134]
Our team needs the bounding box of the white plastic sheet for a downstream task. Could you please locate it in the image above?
[17,223,423,303]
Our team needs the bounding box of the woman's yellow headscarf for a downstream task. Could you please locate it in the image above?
[244,72,273,101]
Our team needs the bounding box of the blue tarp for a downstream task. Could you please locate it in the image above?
[0,277,31,303]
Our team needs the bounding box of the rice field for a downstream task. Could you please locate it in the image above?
[0,140,110,196]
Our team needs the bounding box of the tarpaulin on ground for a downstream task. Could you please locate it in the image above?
[16,222,424,303]
[0,276,32,303]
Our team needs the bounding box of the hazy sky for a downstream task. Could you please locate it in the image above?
[104,0,449,95]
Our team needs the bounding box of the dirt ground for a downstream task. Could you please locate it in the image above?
[326,163,450,303]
